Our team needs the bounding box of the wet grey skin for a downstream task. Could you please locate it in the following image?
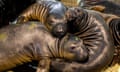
[12,0,68,38]
[0,21,88,72]
[50,7,114,72]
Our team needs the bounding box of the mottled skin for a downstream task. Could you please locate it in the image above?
[0,21,89,72]
[50,7,114,72]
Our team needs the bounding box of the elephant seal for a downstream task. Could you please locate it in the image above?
[0,21,88,72]
[13,0,67,38]
[50,7,114,72]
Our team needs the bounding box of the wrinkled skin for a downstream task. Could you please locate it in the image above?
[0,21,88,72]
[50,7,114,72]
[84,9,120,63]
[13,0,68,38]
[12,1,114,71]
[85,10,120,48]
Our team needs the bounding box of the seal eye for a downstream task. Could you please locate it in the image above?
[69,35,80,41]
[75,37,79,41]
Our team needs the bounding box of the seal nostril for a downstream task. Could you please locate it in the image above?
[71,47,76,50]
[58,29,63,33]
[57,27,64,32]
[56,30,64,34]
[52,24,67,38]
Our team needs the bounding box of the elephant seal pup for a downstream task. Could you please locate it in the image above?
[50,7,114,72]
[0,21,88,72]
[13,0,68,38]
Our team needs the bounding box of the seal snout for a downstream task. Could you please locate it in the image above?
[52,24,67,38]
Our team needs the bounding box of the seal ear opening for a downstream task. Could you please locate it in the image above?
[89,5,105,12]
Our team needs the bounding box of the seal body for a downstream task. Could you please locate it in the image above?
[0,21,88,72]
[85,10,120,49]
[51,7,114,72]
[14,0,67,38]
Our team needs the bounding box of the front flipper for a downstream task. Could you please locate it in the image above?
[10,16,28,24]
[36,58,51,72]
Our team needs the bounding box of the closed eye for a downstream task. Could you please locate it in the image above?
[74,37,80,41]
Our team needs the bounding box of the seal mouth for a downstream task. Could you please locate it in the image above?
[72,46,89,63]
